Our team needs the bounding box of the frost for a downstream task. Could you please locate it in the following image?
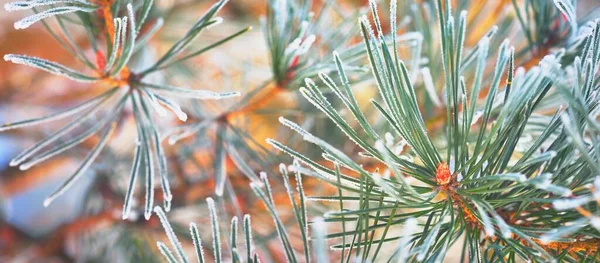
[553,196,590,210]
[385,132,394,147]
[298,34,316,54]
[311,217,328,263]
[207,197,222,262]
[590,217,600,230]
[494,215,513,238]
[14,5,97,30]
[5,0,91,11]
[154,206,189,263]
[498,173,526,182]
[189,222,206,263]
[154,95,188,122]
[4,54,97,82]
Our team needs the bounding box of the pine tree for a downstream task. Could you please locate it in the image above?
[1,0,599,262]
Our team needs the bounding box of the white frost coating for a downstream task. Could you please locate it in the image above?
[421,67,442,107]
[206,17,223,29]
[535,183,572,197]
[127,3,137,37]
[538,235,552,245]
[553,196,591,210]
[145,91,168,116]
[539,219,587,246]
[417,222,441,261]
[381,169,392,179]
[14,5,97,29]
[5,0,91,11]
[148,84,241,100]
[553,0,578,37]
[156,139,172,208]
[189,222,206,263]
[395,218,418,263]
[215,143,227,197]
[259,172,274,201]
[243,214,254,260]
[368,0,384,39]
[390,0,398,36]
[110,4,136,74]
[539,54,562,78]
[279,116,310,138]
[474,204,495,238]
[284,37,302,56]
[123,143,142,220]
[164,199,171,212]
[230,216,239,246]
[393,144,406,156]
[154,206,189,263]
[312,217,328,263]
[4,54,97,82]
[497,173,526,182]
[297,34,316,55]
[493,215,513,238]
[384,132,394,147]
[105,17,127,73]
[207,197,222,263]
[155,95,188,122]
[156,242,177,263]
[143,136,155,220]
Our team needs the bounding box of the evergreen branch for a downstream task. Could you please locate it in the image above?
[1,0,244,221]
[267,0,600,261]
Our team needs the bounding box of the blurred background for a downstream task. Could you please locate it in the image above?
[0,0,598,262]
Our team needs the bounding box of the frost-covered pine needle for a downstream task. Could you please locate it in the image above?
[0,88,117,132]
[243,214,253,262]
[122,141,143,220]
[207,197,222,263]
[157,242,179,263]
[190,222,206,263]
[5,0,90,11]
[11,4,97,30]
[154,206,189,263]
[4,54,98,82]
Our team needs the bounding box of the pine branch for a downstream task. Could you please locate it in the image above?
[267,0,600,261]
[1,0,245,220]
